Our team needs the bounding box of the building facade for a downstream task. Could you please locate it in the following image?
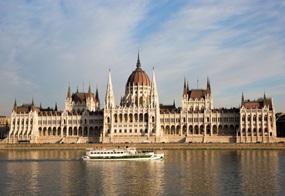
[276,113,285,137]
[0,116,10,139]
[6,55,277,143]
[8,86,103,144]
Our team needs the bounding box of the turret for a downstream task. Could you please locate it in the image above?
[151,67,159,108]
[263,92,267,107]
[13,99,17,112]
[88,83,92,98]
[183,78,187,96]
[207,77,211,95]
[136,52,141,69]
[105,69,115,109]
[67,83,71,99]
[31,98,36,112]
[95,85,100,109]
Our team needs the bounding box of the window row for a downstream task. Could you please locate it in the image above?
[242,115,272,122]
[113,129,155,134]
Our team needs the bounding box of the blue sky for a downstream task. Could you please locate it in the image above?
[0,0,285,116]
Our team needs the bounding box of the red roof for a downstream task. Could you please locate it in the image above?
[242,98,273,110]
[72,92,96,103]
[126,54,150,87]
[188,89,210,99]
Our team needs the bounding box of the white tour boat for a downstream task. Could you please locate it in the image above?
[81,147,164,161]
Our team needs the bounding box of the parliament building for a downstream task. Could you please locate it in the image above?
[7,55,277,144]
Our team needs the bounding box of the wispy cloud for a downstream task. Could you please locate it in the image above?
[0,0,284,115]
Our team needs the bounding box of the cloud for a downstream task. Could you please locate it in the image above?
[0,0,284,115]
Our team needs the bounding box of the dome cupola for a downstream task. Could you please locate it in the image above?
[126,53,150,86]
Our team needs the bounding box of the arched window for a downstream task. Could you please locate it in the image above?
[124,114,128,122]
[119,114,123,122]
[247,115,251,121]
[139,97,143,107]
[139,113,143,122]
[144,113,148,122]
[264,115,268,121]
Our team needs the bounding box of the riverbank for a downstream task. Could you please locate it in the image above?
[1,143,285,150]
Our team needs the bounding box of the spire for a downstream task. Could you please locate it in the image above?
[55,102,58,111]
[136,52,141,69]
[96,84,100,109]
[13,99,17,112]
[183,78,187,96]
[95,85,99,100]
[67,83,71,98]
[88,82,92,98]
[207,76,211,94]
[241,92,244,104]
[173,99,176,107]
[263,92,266,100]
[31,98,36,112]
[105,69,115,109]
[151,67,159,108]
[187,80,189,92]
[263,92,267,106]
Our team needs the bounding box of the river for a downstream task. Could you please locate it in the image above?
[0,149,284,195]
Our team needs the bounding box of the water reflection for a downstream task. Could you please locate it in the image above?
[0,150,284,195]
[238,150,280,195]
[159,150,283,195]
[83,159,165,195]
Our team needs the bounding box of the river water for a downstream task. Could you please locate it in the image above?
[0,149,285,195]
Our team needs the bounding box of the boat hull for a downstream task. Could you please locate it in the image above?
[82,153,164,161]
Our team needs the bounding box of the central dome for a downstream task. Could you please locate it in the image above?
[126,54,150,86]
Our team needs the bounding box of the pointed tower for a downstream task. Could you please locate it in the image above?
[13,99,17,112]
[55,102,58,111]
[187,80,189,92]
[207,77,211,95]
[88,83,92,98]
[150,67,161,138]
[105,69,115,109]
[67,83,71,99]
[263,92,267,107]
[95,85,100,109]
[137,52,141,69]
[183,78,187,96]
[65,84,73,112]
[31,98,36,112]
[241,92,245,104]
[150,67,159,108]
